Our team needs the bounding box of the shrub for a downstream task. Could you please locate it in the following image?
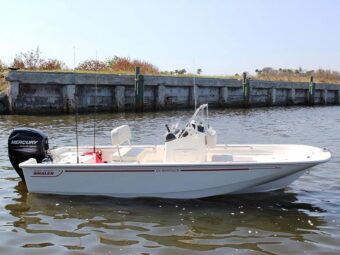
[39,59,67,70]
[76,56,159,74]
[76,59,107,71]
[254,67,340,84]
[10,47,66,71]
[11,47,43,70]
[106,56,159,74]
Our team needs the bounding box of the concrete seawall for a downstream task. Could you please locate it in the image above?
[0,92,9,114]
[4,71,340,114]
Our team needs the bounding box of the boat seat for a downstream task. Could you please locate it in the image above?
[111,125,131,146]
[112,147,145,162]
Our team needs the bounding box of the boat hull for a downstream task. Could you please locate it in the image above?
[22,162,317,199]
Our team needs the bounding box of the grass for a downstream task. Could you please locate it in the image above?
[253,74,340,84]
[253,68,340,84]
[0,48,247,80]
[5,69,240,79]
[3,48,340,84]
[1,69,340,88]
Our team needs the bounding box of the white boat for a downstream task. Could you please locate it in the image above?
[8,104,331,199]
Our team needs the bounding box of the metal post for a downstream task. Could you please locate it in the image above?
[308,76,315,105]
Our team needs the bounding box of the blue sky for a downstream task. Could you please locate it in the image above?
[0,0,339,75]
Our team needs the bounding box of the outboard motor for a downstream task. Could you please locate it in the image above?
[8,128,51,181]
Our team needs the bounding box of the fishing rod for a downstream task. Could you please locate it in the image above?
[75,86,80,164]
[93,52,98,153]
[193,58,197,110]
[73,46,79,164]
[193,75,197,110]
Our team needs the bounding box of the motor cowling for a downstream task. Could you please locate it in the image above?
[8,128,51,180]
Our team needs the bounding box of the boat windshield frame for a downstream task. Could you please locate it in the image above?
[190,104,209,127]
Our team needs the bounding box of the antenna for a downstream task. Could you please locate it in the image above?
[193,58,197,110]
[73,46,79,164]
[93,51,98,153]
[193,75,197,110]
[73,46,76,70]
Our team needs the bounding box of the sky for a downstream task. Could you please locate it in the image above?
[0,0,339,75]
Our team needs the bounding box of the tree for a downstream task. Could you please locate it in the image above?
[196,68,202,75]
[77,59,107,71]
[0,58,6,71]
[11,47,43,70]
[40,59,67,70]
[177,69,186,75]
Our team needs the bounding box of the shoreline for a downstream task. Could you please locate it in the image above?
[1,70,340,115]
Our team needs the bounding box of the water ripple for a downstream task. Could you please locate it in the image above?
[1,106,340,254]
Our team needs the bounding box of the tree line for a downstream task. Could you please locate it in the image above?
[1,47,340,84]
[0,47,203,75]
[1,47,160,74]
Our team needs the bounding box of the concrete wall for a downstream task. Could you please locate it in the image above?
[0,92,9,114]
[4,71,340,114]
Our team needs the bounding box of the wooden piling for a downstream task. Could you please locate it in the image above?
[308,76,315,105]
[242,72,250,107]
[134,67,144,112]
[336,90,340,105]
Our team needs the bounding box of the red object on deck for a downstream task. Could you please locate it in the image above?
[95,151,103,163]
[84,151,103,163]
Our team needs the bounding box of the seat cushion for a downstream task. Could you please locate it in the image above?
[112,147,144,162]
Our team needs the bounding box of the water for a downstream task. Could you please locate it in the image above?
[0,106,339,254]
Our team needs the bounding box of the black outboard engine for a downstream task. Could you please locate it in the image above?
[8,128,51,181]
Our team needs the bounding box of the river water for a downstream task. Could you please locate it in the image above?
[0,106,339,255]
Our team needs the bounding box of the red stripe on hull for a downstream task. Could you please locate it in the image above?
[28,166,280,176]
[182,168,249,172]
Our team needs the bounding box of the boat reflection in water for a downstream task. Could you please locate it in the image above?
[5,180,328,254]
